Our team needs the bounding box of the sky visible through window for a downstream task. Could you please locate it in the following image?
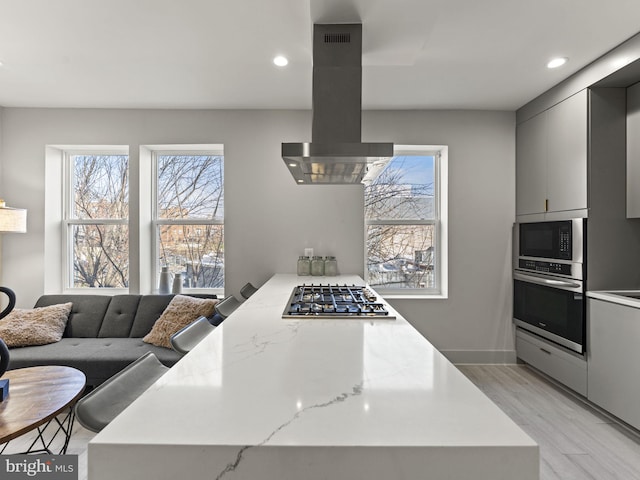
[384,155,434,192]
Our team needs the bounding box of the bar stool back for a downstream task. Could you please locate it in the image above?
[74,352,169,432]
[240,282,258,299]
[170,317,216,355]
[215,295,242,318]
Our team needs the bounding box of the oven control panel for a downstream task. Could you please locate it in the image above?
[519,259,572,276]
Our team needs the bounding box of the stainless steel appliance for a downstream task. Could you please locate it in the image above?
[513,219,586,353]
[283,284,395,319]
[282,24,393,185]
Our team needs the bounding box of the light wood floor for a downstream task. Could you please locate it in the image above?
[458,364,640,480]
[4,364,640,480]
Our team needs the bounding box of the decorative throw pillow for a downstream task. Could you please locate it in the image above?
[143,295,218,349]
[0,302,73,348]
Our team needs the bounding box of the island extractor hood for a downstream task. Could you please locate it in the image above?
[282,24,393,185]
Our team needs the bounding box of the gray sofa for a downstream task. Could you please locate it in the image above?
[6,293,217,387]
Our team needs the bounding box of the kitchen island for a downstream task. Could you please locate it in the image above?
[88,274,538,480]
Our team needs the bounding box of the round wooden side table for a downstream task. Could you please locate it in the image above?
[0,365,86,454]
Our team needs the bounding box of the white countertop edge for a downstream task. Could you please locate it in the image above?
[587,290,640,308]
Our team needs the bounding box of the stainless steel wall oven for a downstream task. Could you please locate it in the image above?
[513,219,586,354]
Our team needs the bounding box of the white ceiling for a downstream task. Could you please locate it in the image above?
[0,0,639,111]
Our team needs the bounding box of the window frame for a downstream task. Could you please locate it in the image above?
[151,149,225,296]
[364,145,448,299]
[50,144,225,295]
[62,148,130,292]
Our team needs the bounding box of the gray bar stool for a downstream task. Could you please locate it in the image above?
[215,295,242,319]
[240,282,258,299]
[74,352,169,432]
[170,317,216,355]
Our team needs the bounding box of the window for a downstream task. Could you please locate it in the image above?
[52,145,224,294]
[64,152,129,288]
[154,153,224,289]
[364,146,448,296]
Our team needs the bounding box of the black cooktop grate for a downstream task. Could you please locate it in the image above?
[282,284,395,319]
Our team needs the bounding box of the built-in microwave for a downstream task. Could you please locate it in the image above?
[514,218,586,276]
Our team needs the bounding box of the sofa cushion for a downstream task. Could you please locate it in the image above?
[129,294,218,338]
[129,295,176,338]
[35,295,112,338]
[98,295,142,338]
[7,338,182,386]
[0,302,73,347]
[143,295,218,348]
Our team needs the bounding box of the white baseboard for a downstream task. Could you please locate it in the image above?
[441,349,517,365]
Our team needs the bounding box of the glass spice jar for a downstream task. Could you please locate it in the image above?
[311,256,325,276]
[324,256,338,276]
[297,256,311,276]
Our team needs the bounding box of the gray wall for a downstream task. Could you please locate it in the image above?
[0,108,515,360]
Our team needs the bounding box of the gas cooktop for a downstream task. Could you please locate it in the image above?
[282,284,395,319]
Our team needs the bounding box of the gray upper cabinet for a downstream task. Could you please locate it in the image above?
[516,110,547,215]
[516,89,588,217]
[627,82,640,218]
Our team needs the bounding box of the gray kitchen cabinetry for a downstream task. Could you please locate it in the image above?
[516,328,587,397]
[587,297,640,430]
[516,110,546,216]
[516,89,588,217]
[627,82,640,218]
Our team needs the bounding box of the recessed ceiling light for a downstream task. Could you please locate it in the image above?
[547,57,568,69]
[273,55,288,67]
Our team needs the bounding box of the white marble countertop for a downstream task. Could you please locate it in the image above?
[587,290,640,309]
[88,274,538,480]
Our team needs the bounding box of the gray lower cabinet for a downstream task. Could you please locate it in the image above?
[588,298,640,430]
[516,328,587,397]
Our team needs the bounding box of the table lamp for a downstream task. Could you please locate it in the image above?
[0,199,27,399]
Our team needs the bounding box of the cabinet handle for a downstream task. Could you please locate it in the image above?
[540,348,551,355]
[545,199,549,212]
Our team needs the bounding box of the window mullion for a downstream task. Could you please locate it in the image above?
[365,219,436,226]
[155,219,224,226]
[64,218,128,226]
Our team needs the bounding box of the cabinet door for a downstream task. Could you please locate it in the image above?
[627,83,640,217]
[588,298,640,430]
[516,111,547,215]
[546,90,588,213]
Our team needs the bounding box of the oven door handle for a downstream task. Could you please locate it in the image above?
[513,272,582,290]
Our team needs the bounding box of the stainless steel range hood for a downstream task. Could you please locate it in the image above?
[282,24,393,185]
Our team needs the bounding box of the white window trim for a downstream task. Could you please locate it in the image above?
[62,149,130,292]
[44,146,130,294]
[364,145,448,299]
[45,144,224,295]
[147,145,225,296]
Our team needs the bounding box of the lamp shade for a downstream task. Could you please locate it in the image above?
[0,200,27,233]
